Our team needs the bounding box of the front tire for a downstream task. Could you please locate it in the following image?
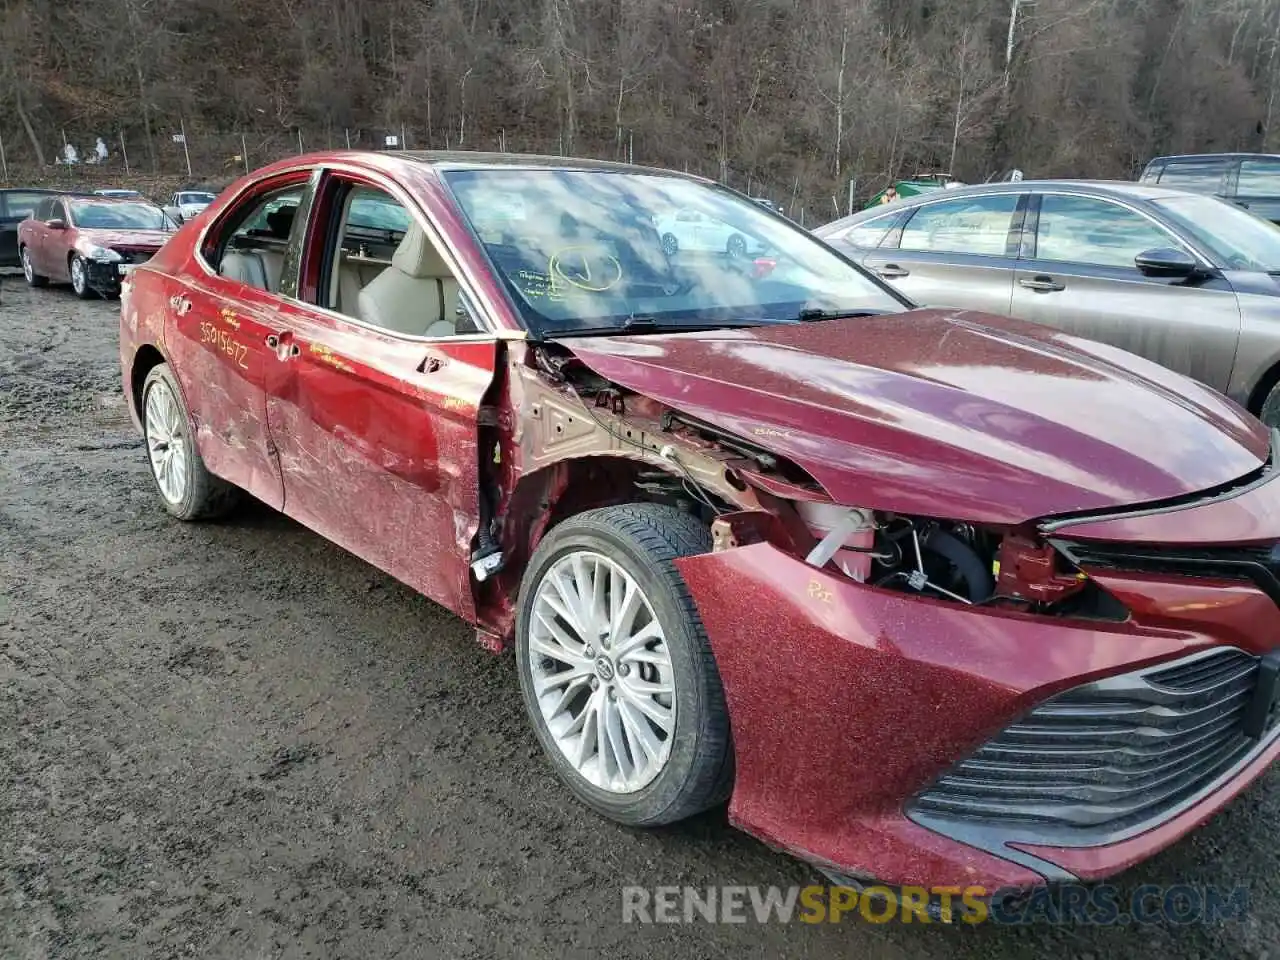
[726,233,748,258]
[141,364,241,520]
[70,255,93,299]
[516,503,732,826]
[661,233,679,257]
[21,247,47,287]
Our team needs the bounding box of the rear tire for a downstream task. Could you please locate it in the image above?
[515,503,732,827]
[21,247,47,287]
[661,233,679,257]
[141,364,241,521]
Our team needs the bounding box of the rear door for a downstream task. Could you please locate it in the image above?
[163,174,312,510]
[1152,157,1232,200]
[262,168,498,620]
[861,193,1022,315]
[1010,192,1241,391]
[1233,157,1280,224]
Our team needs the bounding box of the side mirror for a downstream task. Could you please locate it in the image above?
[1135,247,1198,278]
[46,218,66,230]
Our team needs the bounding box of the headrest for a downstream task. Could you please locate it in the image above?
[266,205,296,239]
[392,222,451,279]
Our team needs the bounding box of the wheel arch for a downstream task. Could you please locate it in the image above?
[129,344,169,424]
[1246,359,1280,419]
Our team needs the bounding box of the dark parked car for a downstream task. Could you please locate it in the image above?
[118,150,1280,895]
[1139,153,1280,224]
[817,180,1280,425]
[0,188,64,267]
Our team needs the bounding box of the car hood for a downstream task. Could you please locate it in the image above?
[77,228,173,248]
[555,309,1270,524]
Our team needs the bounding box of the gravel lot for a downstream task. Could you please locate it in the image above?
[1,273,1277,959]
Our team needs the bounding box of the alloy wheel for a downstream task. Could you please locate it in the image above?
[22,248,33,283]
[528,550,676,793]
[144,379,189,505]
[71,257,87,296]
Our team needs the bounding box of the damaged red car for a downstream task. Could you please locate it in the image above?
[21,194,177,298]
[118,151,1280,894]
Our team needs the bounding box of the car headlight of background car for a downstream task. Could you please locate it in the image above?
[78,244,122,263]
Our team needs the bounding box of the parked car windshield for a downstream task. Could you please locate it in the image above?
[70,200,174,230]
[442,168,905,335]
[178,192,216,204]
[1152,195,1280,273]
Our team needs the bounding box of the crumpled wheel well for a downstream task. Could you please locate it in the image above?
[130,344,167,422]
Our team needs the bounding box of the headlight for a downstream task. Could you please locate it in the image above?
[81,244,122,262]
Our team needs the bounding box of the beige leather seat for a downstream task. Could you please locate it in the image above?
[357,223,460,337]
[220,251,268,289]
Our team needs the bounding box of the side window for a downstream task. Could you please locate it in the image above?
[53,200,71,224]
[205,184,305,293]
[899,195,1018,256]
[33,198,54,221]
[1034,195,1181,269]
[5,192,47,220]
[1238,159,1280,196]
[833,212,905,249]
[317,181,474,338]
[1156,160,1227,194]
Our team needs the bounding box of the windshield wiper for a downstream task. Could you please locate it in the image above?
[791,308,891,322]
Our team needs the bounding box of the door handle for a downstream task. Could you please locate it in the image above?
[265,334,280,349]
[874,264,910,279]
[169,294,191,316]
[1019,276,1066,292]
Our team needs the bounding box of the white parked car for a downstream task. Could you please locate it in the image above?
[655,207,761,258]
[163,190,217,223]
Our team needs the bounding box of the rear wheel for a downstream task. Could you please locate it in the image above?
[21,247,46,287]
[69,255,93,299]
[141,364,241,520]
[661,233,679,257]
[726,233,747,258]
[516,503,732,826]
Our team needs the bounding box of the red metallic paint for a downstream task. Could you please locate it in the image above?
[117,150,1280,894]
[19,200,173,282]
[676,541,1279,887]
[1051,466,1280,545]
[558,311,1268,525]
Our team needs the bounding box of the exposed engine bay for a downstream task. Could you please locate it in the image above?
[508,343,1127,623]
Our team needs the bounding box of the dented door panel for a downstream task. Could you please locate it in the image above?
[164,275,285,509]
[264,309,497,620]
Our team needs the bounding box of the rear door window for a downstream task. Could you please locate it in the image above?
[1033,195,1182,269]
[829,211,906,249]
[1237,158,1280,197]
[898,195,1019,256]
[1155,159,1229,195]
[3,192,49,220]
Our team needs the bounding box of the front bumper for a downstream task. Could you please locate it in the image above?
[675,485,1280,890]
[86,252,154,294]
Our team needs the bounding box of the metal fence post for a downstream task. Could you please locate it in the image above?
[119,131,130,174]
[180,119,193,178]
[0,129,8,181]
[241,133,249,174]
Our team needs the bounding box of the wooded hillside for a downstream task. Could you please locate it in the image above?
[2,0,1279,217]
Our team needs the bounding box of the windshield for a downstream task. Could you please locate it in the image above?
[70,201,174,230]
[441,168,904,335]
[179,193,215,204]
[1153,195,1280,273]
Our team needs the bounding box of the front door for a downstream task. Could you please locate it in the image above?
[264,172,497,619]
[1011,193,1241,392]
[1234,157,1280,225]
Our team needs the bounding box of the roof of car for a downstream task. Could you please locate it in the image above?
[390,150,697,179]
[0,187,67,195]
[1147,153,1280,163]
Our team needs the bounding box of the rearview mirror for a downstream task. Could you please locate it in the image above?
[46,218,66,230]
[1135,247,1198,278]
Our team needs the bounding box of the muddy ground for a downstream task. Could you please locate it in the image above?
[1,273,1277,959]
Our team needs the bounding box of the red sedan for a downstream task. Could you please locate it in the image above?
[117,150,1280,896]
[20,194,177,298]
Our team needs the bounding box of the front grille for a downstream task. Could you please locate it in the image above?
[1052,539,1280,606]
[910,648,1268,837]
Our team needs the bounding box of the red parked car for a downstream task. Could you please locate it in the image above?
[117,150,1280,896]
[20,194,177,298]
